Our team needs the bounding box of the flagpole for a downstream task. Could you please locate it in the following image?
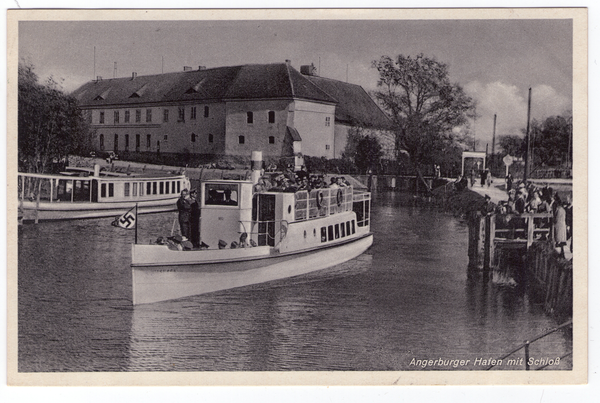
[134,203,138,244]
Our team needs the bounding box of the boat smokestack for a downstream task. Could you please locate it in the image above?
[251,151,263,185]
[94,164,101,177]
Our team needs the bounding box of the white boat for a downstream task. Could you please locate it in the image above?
[131,152,373,305]
[18,165,190,222]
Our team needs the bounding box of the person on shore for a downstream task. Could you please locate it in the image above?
[470,169,476,188]
[480,169,487,187]
[177,188,192,240]
[505,173,513,192]
[514,190,526,214]
[189,189,201,248]
[553,194,567,249]
[485,169,491,187]
[480,194,496,215]
[565,195,573,252]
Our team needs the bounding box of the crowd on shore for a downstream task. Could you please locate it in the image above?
[477,173,573,256]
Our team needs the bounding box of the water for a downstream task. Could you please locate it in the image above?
[17,192,572,372]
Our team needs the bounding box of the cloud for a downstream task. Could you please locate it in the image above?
[463,81,570,151]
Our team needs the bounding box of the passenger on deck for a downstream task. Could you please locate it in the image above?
[177,189,192,240]
[480,194,496,215]
[527,190,543,213]
[329,177,339,189]
[514,190,526,214]
[189,189,201,248]
[553,194,567,251]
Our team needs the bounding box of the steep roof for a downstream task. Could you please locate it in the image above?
[304,75,393,130]
[72,63,337,106]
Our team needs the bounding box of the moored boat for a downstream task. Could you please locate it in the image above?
[131,152,373,305]
[18,165,190,222]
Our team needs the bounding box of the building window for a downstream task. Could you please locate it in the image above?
[164,135,168,141]
[268,136,275,144]
[157,140,160,152]
[238,135,245,144]
[136,134,140,152]
[178,107,185,122]
[191,107,197,120]
[163,109,169,122]
[125,110,130,123]
[246,111,253,124]
[99,134,104,150]
[191,133,196,142]
[325,144,330,150]
[99,111,105,124]
[114,111,120,124]
[135,110,141,123]
[146,109,152,122]
[268,111,275,123]
[114,134,119,152]
[325,116,331,126]
[208,133,213,143]
[204,106,209,118]
[146,134,151,150]
[125,134,129,151]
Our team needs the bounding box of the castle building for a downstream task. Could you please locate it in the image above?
[72,61,391,161]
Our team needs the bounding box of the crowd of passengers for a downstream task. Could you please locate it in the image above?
[253,165,351,193]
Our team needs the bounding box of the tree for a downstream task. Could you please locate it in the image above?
[529,114,572,167]
[372,54,475,177]
[498,134,525,158]
[18,61,93,173]
[342,126,384,174]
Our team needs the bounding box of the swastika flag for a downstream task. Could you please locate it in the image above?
[112,206,137,229]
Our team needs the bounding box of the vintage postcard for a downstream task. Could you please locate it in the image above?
[6,7,588,389]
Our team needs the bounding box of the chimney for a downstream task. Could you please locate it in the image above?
[131,72,137,80]
[300,63,318,76]
[198,66,206,70]
[183,66,193,71]
[285,59,292,66]
[96,76,102,81]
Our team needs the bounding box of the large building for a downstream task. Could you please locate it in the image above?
[72,61,392,161]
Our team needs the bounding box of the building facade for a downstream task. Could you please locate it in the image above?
[73,61,391,161]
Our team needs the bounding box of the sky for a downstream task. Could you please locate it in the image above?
[17,15,574,152]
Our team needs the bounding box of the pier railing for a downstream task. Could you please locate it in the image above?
[485,320,572,370]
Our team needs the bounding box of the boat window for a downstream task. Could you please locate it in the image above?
[159,182,164,195]
[165,181,170,194]
[124,183,130,197]
[352,220,355,234]
[346,221,351,236]
[108,183,114,197]
[152,182,157,195]
[132,182,138,196]
[328,225,334,241]
[341,222,346,237]
[101,183,106,198]
[205,183,239,206]
[334,224,340,239]
[321,227,327,242]
[177,181,181,194]
[139,182,144,196]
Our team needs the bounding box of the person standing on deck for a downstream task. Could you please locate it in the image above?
[177,189,192,240]
[189,189,201,248]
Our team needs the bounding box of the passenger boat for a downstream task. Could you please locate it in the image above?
[131,152,373,305]
[18,165,190,222]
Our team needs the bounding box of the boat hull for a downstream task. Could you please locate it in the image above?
[131,233,373,305]
[20,198,178,222]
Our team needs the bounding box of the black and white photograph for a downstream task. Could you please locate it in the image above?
[6,6,589,393]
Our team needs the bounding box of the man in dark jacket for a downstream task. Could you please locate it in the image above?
[177,189,192,240]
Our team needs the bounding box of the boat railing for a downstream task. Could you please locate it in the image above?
[485,320,572,370]
[239,219,290,247]
[492,213,553,247]
[293,186,354,221]
[18,172,92,203]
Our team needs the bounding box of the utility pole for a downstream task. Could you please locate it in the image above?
[491,114,497,173]
[524,87,532,182]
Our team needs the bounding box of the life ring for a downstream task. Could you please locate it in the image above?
[336,189,343,207]
[316,190,324,209]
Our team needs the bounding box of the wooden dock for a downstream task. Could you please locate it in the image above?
[468,212,572,316]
